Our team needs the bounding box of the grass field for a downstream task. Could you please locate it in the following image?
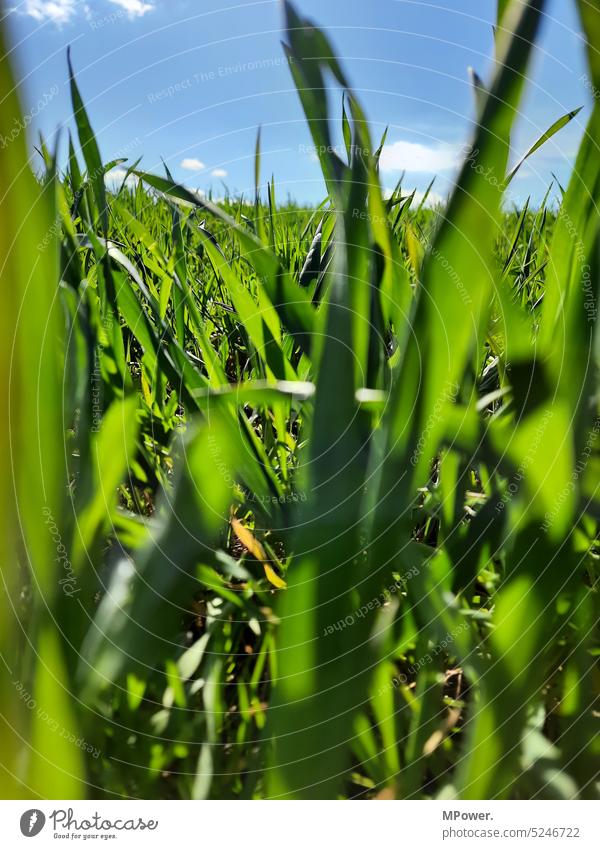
[1,0,598,800]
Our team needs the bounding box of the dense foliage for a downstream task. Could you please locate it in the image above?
[1,0,598,800]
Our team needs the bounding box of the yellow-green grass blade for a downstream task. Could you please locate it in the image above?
[0,6,85,797]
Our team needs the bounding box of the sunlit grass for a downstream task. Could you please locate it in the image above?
[1,0,598,801]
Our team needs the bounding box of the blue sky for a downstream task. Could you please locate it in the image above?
[5,0,593,205]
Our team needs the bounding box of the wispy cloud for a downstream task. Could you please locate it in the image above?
[19,0,154,23]
[108,0,153,16]
[21,0,77,23]
[181,158,205,172]
[379,140,461,174]
[211,168,228,178]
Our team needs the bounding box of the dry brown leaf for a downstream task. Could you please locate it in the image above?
[231,518,267,561]
[231,518,287,588]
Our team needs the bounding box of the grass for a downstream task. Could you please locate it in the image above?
[1,0,598,800]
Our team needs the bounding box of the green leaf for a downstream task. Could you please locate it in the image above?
[506,106,583,185]
[67,48,109,233]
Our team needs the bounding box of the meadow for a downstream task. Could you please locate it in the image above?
[0,0,598,800]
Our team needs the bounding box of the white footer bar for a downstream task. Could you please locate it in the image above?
[1,800,598,848]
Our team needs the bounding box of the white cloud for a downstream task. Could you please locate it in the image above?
[379,140,461,174]
[104,167,138,190]
[211,168,228,178]
[181,158,205,172]
[21,0,77,23]
[108,0,153,17]
[19,0,153,23]
[106,167,128,180]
